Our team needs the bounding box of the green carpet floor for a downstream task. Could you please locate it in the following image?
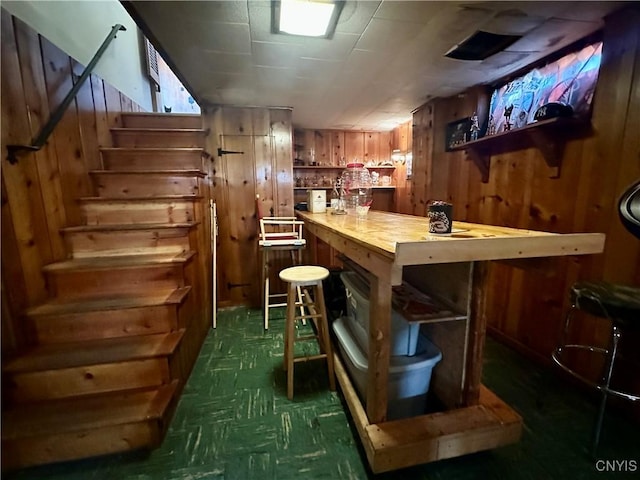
[7,307,639,479]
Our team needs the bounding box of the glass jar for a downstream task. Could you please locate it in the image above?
[340,163,372,215]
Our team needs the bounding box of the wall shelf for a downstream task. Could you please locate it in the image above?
[294,186,396,190]
[293,165,395,170]
[449,117,591,182]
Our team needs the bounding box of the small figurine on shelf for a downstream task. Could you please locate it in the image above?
[487,114,496,136]
[469,112,480,141]
[503,104,514,132]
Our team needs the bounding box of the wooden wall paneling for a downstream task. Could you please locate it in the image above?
[430,99,454,202]
[314,130,332,166]
[411,105,432,216]
[41,37,92,226]
[222,106,254,136]
[602,8,640,283]
[301,129,315,164]
[270,109,294,215]
[90,74,112,150]
[331,130,345,165]
[72,60,101,173]
[13,17,66,263]
[119,92,133,113]
[254,134,274,215]
[1,178,29,355]
[1,11,48,308]
[344,131,364,163]
[379,131,392,163]
[203,107,228,306]
[364,132,379,165]
[579,8,638,275]
[251,108,270,136]
[103,82,122,129]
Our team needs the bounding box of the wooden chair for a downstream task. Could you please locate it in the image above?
[256,194,306,329]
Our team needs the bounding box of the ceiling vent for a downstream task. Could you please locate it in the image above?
[445,30,522,61]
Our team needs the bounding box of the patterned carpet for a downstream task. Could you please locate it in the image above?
[7,307,639,479]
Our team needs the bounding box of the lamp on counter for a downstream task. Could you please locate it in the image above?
[391,149,405,164]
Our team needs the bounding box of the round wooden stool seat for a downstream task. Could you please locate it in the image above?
[279,265,329,286]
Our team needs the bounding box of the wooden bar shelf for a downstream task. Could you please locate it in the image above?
[450,117,591,182]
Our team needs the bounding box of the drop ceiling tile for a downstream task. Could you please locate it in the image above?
[335,1,380,34]
[374,1,447,23]
[251,41,303,67]
[169,0,250,23]
[356,18,425,52]
[482,9,546,35]
[254,65,298,89]
[507,18,601,54]
[296,32,361,61]
[176,21,252,53]
[295,58,343,81]
[200,51,253,74]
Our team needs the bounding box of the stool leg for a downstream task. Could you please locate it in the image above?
[315,282,336,391]
[263,250,270,330]
[289,251,306,325]
[591,324,621,457]
[285,282,297,400]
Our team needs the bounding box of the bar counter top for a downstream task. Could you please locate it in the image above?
[297,210,605,267]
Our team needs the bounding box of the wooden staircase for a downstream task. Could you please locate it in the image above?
[1,113,210,470]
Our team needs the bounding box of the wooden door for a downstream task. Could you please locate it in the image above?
[216,135,261,306]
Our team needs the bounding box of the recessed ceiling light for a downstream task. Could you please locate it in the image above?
[272,0,344,39]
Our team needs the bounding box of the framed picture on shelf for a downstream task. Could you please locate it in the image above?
[445,118,471,151]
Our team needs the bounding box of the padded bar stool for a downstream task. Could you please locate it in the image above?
[552,281,640,455]
[279,265,336,400]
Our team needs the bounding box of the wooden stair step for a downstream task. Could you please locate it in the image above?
[100,147,206,171]
[43,251,196,272]
[28,287,191,316]
[78,194,202,202]
[61,223,198,258]
[3,330,185,373]
[121,112,202,129]
[111,128,208,148]
[90,169,206,177]
[43,252,196,299]
[78,195,201,226]
[26,287,192,344]
[1,381,179,470]
[90,170,206,198]
[61,222,198,233]
[2,381,178,439]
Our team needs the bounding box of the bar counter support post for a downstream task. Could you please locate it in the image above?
[366,273,392,423]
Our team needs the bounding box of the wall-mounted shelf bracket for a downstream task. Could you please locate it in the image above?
[451,117,590,183]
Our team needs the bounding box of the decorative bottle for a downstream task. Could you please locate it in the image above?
[340,163,373,215]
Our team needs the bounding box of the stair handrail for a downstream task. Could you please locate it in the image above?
[6,24,127,165]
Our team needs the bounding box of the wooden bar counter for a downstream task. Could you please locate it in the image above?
[297,210,605,473]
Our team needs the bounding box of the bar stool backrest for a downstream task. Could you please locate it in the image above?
[619,179,640,239]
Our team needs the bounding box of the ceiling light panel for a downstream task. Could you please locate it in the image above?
[273,0,345,39]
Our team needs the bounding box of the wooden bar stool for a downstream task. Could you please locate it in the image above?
[279,265,336,400]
